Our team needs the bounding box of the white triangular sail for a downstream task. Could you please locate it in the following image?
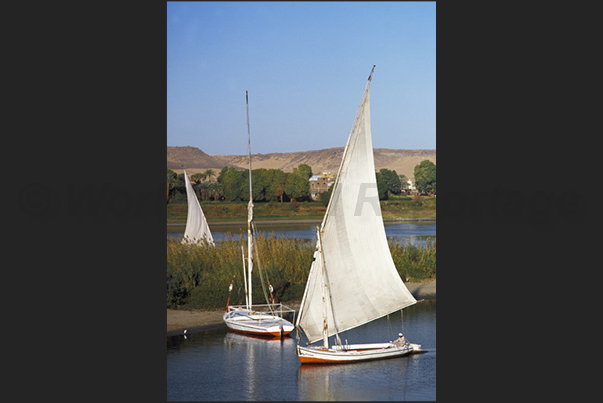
[297,74,416,344]
[182,170,215,246]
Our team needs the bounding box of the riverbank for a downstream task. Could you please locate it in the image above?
[167,280,435,335]
[167,197,436,225]
[167,217,435,227]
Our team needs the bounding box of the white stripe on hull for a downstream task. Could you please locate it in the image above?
[297,343,425,364]
[223,310,294,336]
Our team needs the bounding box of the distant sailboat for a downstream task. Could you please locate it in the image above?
[295,66,425,364]
[182,169,215,246]
[222,91,295,337]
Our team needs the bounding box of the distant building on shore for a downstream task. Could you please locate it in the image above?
[309,172,335,200]
[405,178,419,196]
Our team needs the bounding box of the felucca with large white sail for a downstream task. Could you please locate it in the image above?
[222,91,295,338]
[295,66,426,363]
[181,169,215,246]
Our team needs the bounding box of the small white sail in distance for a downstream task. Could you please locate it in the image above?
[182,169,215,246]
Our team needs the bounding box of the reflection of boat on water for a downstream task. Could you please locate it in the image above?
[223,328,297,401]
[296,66,425,364]
[223,91,295,338]
[297,353,417,401]
[297,363,361,400]
[224,331,297,346]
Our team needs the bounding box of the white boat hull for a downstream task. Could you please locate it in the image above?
[223,309,294,337]
[297,342,425,364]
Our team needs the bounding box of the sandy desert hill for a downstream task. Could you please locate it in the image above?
[167,146,225,171]
[167,146,435,180]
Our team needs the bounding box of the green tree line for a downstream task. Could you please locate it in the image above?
[167,160,435,204]
[414,160,436,195]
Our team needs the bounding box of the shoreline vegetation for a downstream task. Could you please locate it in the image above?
[167,234,435,309]
[166,197,435,335]
[167,195,436,225]
[168,216,435,227]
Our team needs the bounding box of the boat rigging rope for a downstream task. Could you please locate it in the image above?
[251,222,276,316]
[322,261,343,347]
[386,313,395,342]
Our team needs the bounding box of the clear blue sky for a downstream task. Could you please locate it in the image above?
[167,1,435,155]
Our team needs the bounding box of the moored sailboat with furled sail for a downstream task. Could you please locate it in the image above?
[222,91,295,338]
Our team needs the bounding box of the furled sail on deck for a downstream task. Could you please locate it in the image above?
[182,170,214,246]
[297,81,416,344]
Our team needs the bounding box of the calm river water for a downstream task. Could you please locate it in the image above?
[167,221,436,246]
[167,300,436,401]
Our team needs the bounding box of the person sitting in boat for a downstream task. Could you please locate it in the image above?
[393,333,406,347]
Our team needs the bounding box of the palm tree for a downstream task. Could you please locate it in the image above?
[204,169,215,183]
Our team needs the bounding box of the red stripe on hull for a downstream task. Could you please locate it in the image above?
[229,327,292,338]
[298,355,343,364]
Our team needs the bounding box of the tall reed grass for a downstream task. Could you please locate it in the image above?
[167,234,435,310]
[389,238,436,281]
[167,233,314,310]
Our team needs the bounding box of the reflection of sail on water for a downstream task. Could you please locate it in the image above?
[297,364,339,401]
[297,358,412,400]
